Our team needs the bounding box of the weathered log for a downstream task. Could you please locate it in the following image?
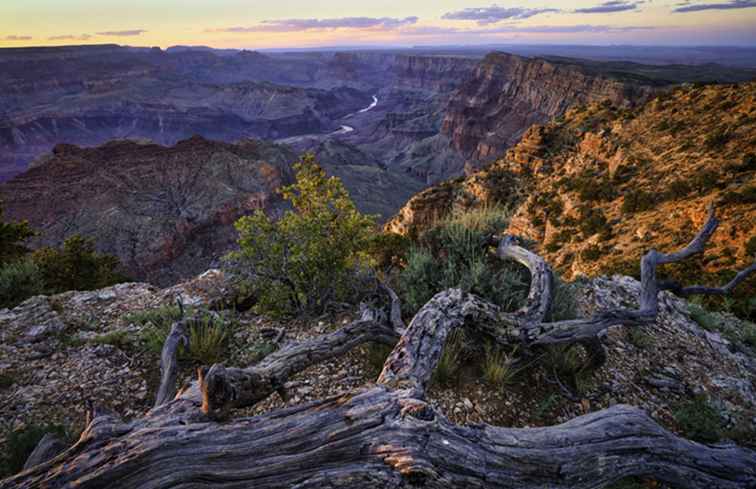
[21,433,66,471]
[154,319,189,407]
[5,206,756,488]
[5,386,755,489]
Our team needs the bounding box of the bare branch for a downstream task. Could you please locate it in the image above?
[154,320,189,407]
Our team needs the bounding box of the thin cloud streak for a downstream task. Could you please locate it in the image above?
[674,0,756,11]
[401,23,655,36]
[211,16,418,33]
[574,1,641,13]
[96,29,147,37]
[442,5,560,24]
[48,34,93,41]
[3,35,32,41]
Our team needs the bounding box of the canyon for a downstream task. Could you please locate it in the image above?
[1,44,754,284]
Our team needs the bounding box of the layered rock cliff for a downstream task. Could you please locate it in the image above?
[440,52,659,174]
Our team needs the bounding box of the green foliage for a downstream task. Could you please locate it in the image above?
[0,259,43,309]
[721,185,756,206]
[665,179,692,200]
[89,330,132,350]
[548,277,579,322]
[535,393,560,420]
[0,424,69,478]
[627,328,654,349]
[688,304,720,331]
[364,342,395,377]
[580,245,604,262]
[31,235,127,295]
[399,207,528,315]
[134,305,233,364]
[0,372,15,389]
[673,396,723,442]
[432,328,466,388]
[365,232,410,273]
[578,206,612,239]
[746,236,756,257]
[185,319,228,364]
[704,128,731,150]
[621,190,656,214]
[481,343,518,386]
[565,172,617,202]
[227,154,376,317]
[0,203,35,266]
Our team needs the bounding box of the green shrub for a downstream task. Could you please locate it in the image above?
[226,154,376,318]
[31,235,127,295]
[704,128,731,150]
[578,207,611,239]
[0,372,15,389]
[580,245,604,262]
[627,328,654,349]
[399,208,528,315]
[621,190,656,214]
[666,179,692,200]
[0,259,43,309]
[89,331,132,350]
[432,328,466,388]
[745,236,756,257]
[0,424,69,478]
[721,185,756,206]
[548,277,579,322]
[0,203,35,266]
[481,343,518,386]
[673,396,723,442]
[126,305,184,328]
[185,318,228,364]
[364,342,395,377]
[535,393,559,420]
[688,304,721,331]
[135,306,234,364]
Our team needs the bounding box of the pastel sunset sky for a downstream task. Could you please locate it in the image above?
[2,0,755,48]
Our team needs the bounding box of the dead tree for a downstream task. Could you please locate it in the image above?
[4,207,755,489]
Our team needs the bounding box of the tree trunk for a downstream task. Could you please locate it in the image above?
[4,206,755,489]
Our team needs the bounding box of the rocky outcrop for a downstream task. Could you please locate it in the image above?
[390,82,756,312]
[0,137,296,285]
[441,52,659,172]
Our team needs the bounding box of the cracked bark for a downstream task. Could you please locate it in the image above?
[5,207,755,489]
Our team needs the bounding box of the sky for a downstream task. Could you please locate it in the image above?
[1,0,756,49]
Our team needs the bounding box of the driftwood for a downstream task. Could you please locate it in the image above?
[4,207,755,488]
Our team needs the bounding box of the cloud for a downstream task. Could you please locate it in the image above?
[574,1,641,13]
[3,35,32,41]
[48,34,93,41]
[673,0,756,11]
[96,29,147,37]
[211,16,419,33]
[401,23,654,36]
[442,5,560,24]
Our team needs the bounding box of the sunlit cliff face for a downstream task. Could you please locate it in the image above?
[2,0,756,49]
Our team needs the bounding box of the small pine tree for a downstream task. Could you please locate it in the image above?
[227,154,376,317]
[31,235,127,294]
[0,202,35,266]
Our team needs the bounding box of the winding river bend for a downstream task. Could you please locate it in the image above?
[331,95,379,135]
[277,94,378,142]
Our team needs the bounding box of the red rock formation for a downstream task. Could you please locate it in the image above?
[441,52,658,171]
